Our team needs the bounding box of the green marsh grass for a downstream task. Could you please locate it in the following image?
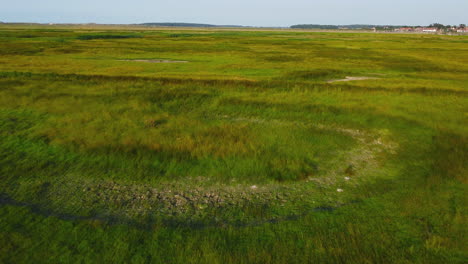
[0,25,467,263]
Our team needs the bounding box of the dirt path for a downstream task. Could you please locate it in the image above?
[119,59,188,63]
[327,76,379,83]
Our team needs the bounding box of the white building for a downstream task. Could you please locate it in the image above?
[422,28,437,33]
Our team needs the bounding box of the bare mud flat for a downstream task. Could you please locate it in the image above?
[119,59,188,63]
[327,76,379,83]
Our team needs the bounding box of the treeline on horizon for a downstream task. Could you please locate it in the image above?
[1,21,465,30]
[139,22,246,28]
[290,24,379,29]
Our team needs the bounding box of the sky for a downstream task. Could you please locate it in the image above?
[1,0,467,27]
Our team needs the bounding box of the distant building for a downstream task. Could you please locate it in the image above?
[421,28,437,33]
[395,27,414,32]
[457,28,468,33]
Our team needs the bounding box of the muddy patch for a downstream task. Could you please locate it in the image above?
[119,59,188,63]
[327,76,379,83]
[0,192,352,230]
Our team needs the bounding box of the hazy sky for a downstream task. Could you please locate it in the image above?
[1,0,467,26]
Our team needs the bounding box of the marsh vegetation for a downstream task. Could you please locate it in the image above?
[0,25,467,263]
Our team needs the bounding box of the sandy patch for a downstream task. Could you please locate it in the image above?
[119,59,188,63]
[327,76,379,83]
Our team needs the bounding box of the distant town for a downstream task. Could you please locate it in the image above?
[1,21,467,33]
[290,23,467,33]
[390,23,467,33]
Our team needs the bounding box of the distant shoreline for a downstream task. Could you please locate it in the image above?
[1,22,466,35]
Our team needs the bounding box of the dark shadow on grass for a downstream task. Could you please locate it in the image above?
[2,71,466,96]
[0,192,359,231]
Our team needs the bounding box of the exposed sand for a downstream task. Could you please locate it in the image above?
[327,76,379,83]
